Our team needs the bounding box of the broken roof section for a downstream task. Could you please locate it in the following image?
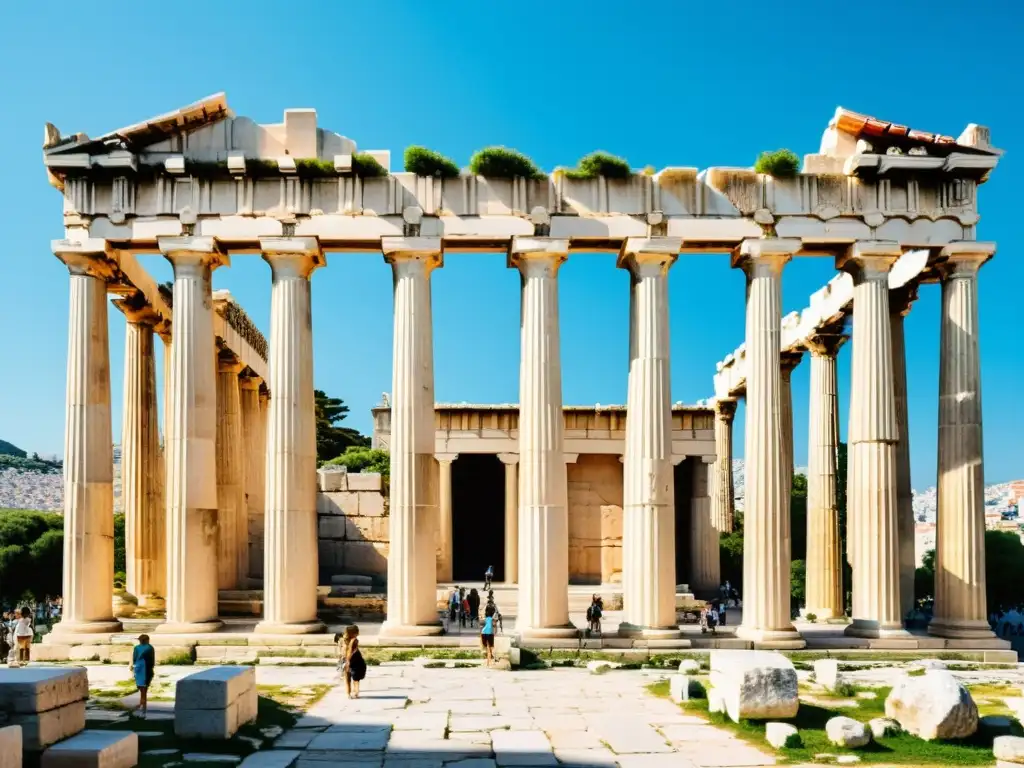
[821,106,1000,159]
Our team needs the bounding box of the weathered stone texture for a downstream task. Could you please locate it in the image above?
[884,669,978,740]
[567,455,623,583]
[174,666,257,739]
[709,650,799,723]
[40,729,138,768]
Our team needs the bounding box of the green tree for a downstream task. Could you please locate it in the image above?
[0,509,64,602]
[325,446,390,478]
[790,473,808,561]
[719,511,745,593]
[791,559,806,608]
[916,532,1024,612]
[315,389,370,463]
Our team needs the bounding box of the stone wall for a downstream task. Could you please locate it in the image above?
[567,454,624,584]
[316,472,389,583]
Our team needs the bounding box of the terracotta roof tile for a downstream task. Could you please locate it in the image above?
[836,108,957,146]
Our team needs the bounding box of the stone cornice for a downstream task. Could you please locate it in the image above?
[52,238,118,280]
[616,236,682,274]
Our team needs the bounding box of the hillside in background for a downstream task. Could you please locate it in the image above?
[0,439,26,458]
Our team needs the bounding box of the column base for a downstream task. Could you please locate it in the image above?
[379,621,444,638]
[137,595,166,612]
[155,619,224,634]
[801,607,842,621]
[50,619,123,636]
[254,619,326,635]
[845,619,908,639]
[927,617,998,640]
[617,623,682,639]
[517,625,579,640]
[735,624,806,649]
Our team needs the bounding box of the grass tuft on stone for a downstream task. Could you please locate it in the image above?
[562,151,632,180]
[404,146,461,179]
[295,158,337,177]
[469,146,545,180]
[352,153,388,178]
[754,148,801,178]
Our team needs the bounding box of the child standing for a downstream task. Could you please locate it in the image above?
[339,625,366,699]
[14,607,33,664]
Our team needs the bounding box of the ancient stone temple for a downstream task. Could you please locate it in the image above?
[42,94,1005,649]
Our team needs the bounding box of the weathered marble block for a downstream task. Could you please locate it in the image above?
[709,650,799,723]
[0,725,22,768]
[0,669,88,751]
[174,666,257,739]
[40,730,138,768]
[4,702,87,753]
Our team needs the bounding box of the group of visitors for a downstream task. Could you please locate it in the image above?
[446,585,503,632]
[700,601,728,633]
[718,581,740,607]
[990,608,1024,637]
[0,607,36,665]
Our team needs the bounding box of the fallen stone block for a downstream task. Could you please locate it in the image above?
[994,735,1024,764]
[6,701,87,752]
[826,716,871,748]
[884,669,978,740]
[765,722,800,749]
[0,725,21,768]
[867,717,901,738]
[41,729,138,768]
[175,666,255,710]
[709,650,799,722]
[814,659,841,691]
[677,659,700,675]
[0,668,89,715]
[669,674,703,703]
[175,702,240,740]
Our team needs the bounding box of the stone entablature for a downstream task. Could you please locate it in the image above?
[372,404,715,461]
[44,96,998,251]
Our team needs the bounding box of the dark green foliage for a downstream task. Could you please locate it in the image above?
[0,454,61,473]
[469,146,545,180]
[114,513,126,576]
[917,530,1024,611]
[791,473,808,561]
[352,153,388,177]
[246,158,281,176]
[563,151,632,180]
[315,390,370,463]
[754,149,801,178]
[791,559,806,606]
[0,510,64,601]
[325,447,390,478]
[295,158,337,178]
[184,159,229,176]
[0,440,26,458]
[404,146,460,179]
[719,511,744,592]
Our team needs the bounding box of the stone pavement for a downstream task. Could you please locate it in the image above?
[261,665,781,768]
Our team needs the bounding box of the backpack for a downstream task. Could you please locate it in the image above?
[348,649,367,681]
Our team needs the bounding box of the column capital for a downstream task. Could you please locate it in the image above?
[114,293,166,329]
[936,241,995,279]
[564,453,579,464]
[496,453,519,465]
[714,398,737,422]
[731,238,799,274]
[780,350,803,376]
[434,453,459,464]
[671,454,688,465]
[52,238,117,280]
[837,240,901,278]
[382,236,443,273]
[159,236,229,272]
[260,236,324,278]
[617,237,681,275]
[238,372,263,391]
[889,284,919,317]
[806,333,848,358]
[217,350,245,375]
[508,236,569,274]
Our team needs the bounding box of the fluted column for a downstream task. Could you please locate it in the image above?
[841,241,906,638]
[498,454,519,584]
[435,454,457,583]
[690,458,719,599]
[780,351,802,489]
[929,242,998,640]
[156,236,225,633]
[890,285,918,620]
[804,333,846,620]
[381,237,443,636]
[51,240,122,635]
[120,300,166,611]
[734,238,803,647]
[216,352,246,590]
[618,237,681,637]
[239,375,264,583]
[511,237,575,638]
[255,237,325,634]
[711,399,737,534]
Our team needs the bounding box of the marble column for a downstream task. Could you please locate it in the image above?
[498,454,519,584]
[157,236,225,633]
[215,351,246,590]
[381,237,443,636]
[239,374,264,583]
[51,239,122,635]
[804,333,846,620]
[618,237,681,637]
[255,236,325,634]
[510,237,575,638]
[929,242,998,640]
[435,454,457,583]
[690,458,720,599]
[840,241,906,638]
[890,285,917,620]
[733,238,804,647]
[161,333,172,446]
[780,351,802,489]
[252,387,270,580]
[711,399,737,534]
[120,301,166,611]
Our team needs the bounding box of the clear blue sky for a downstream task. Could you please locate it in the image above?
[0,1,1021,486]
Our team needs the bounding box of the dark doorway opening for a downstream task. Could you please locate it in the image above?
[451,453,505,582]
[674,460,693,588]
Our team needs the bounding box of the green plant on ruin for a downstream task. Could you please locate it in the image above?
[295,158,338,178]
[562,151,632,180]
[352,153,388,178]
[246,158,281,176]
[469,146,545,180]
[404,146,460,179]
[754,148,800,178]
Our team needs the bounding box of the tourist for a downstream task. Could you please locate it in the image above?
[484,565,494,591]
[449,587,460,627]
[459,588,468,628]
[131,634,156,718]
[480,606,496,666]
[468,589,481,628]
[485,591,503,633]
[341,625,366,699]
[718,601,727,626]
[14,607,33,664]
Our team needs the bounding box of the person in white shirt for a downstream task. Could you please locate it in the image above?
[14,607,33,664]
